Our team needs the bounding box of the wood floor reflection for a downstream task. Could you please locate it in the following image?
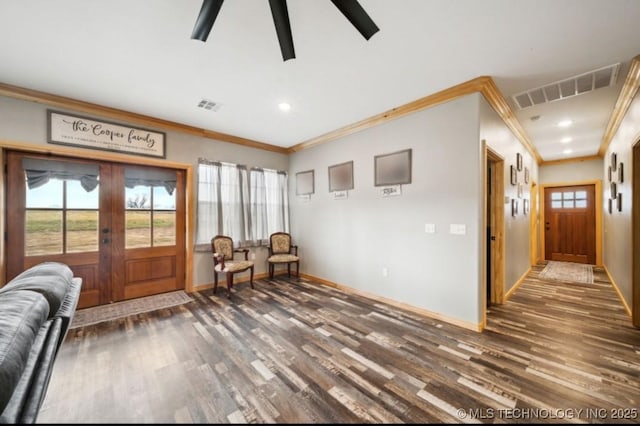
[38,265,640,423]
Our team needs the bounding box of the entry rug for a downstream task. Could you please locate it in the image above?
[539,261,594,284]
[70,290,193,329]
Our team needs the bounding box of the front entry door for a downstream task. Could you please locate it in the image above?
[544,184,596,265]
[5,151,185,309]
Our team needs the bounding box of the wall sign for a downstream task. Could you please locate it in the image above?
[47,110,166,158]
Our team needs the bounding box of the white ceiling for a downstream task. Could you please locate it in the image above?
[1,0,640,161]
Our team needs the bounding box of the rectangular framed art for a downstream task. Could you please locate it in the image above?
[328,161,354,192]
[374,148,412,187]
[296,170,315,195]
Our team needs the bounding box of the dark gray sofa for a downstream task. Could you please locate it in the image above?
[0,262,82,424]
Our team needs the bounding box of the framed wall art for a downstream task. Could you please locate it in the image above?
[611,152,617,172]
[611,181,617,199]
[296,170,315,196]
[524,167,530,184]
[617,192,622,212]
[618,162,624,183]
[608,165,612,182]
[511,198,518,217]
[516,152,523,171]
[510,165,517,185]
[328,161,354,192]
[374,148,412,187]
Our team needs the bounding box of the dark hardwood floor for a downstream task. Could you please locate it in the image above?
[38,264,640,423]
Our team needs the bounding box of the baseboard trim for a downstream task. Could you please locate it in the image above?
[603,265,632,318]
[504,267,532,302]
[300,273,482,332]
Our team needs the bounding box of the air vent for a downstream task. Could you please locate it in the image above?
[512,63,620,110]
[197,98,221,112]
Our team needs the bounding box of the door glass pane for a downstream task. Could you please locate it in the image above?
[551,193,562,200]
[25,210,62,256]
[563,192,574,200]
[563,200,574,208]
[576,200,587,208]
[153,186,175,209]
[551,201,562,208]
[125,185,151,209]
[66,210,99,252]
[575,190,587,199]
[26,179,63,208]
[153,212,176,246]
[126,211,151,248]
[67,180,99,209]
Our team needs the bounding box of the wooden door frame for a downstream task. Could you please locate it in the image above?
[0,140,194,291]
[632,141,640,327]
[529,181,539,265]
[539,180,602,266]
[483,142,505,328]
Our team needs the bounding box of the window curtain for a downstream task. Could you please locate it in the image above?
[196,160,250,250]
[23,158,99,192]
[250,168,289,245]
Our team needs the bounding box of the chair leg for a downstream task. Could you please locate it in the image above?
[213,272,218,294]
[227,273,233,299]
[269,263,274,279]
[295,261,299,278]
[287,263,291,277]
[249,266,254,289]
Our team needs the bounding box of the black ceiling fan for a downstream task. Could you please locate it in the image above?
[190,0,380,61]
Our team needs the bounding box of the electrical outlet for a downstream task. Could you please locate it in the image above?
[424,223,436,233]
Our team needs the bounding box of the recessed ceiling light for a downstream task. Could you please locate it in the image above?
[561,137,573,144]
[563,148,573,154]
[278,102,291,111]
[557,119,573,128]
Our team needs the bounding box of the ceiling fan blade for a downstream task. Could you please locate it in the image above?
[269,0,296,61]
[330,0,379,40]
[191,0,224,42]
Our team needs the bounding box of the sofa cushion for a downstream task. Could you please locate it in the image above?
[0,290,49,413]
[0,262,72,318]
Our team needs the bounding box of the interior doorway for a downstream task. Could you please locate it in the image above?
[485,145,505,312]
[5,150,186,309]
[632,141,640,327]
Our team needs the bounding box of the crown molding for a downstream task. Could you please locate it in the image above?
[0,82,288,154]
[598,55,640,156]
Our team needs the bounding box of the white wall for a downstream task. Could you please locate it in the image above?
[539,158,603,184]
[479,98,538,294]
[603,93,640,308]
[289,94,485,326]
[0,96,289,287]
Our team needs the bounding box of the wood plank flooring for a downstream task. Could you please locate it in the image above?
[38,264,640,423]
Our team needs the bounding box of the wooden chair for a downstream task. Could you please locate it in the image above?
[211,235,254,298]
[267,232,299,279]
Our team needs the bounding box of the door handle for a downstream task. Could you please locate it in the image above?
[490,236,496,241]
[102,238,110,244]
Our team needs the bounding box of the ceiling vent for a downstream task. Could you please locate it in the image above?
[511,63,620,110]
[197,98,221,112]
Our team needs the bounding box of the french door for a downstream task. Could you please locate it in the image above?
[5,151,185,309]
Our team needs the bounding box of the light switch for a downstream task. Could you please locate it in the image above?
[424,223,436,233]
[450,224,466,235]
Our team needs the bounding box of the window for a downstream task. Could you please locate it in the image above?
[124,167,177,249]
[24,160,100,256]
[250,168,289,244]
[196,159,288,249]
[550,190,587,209]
